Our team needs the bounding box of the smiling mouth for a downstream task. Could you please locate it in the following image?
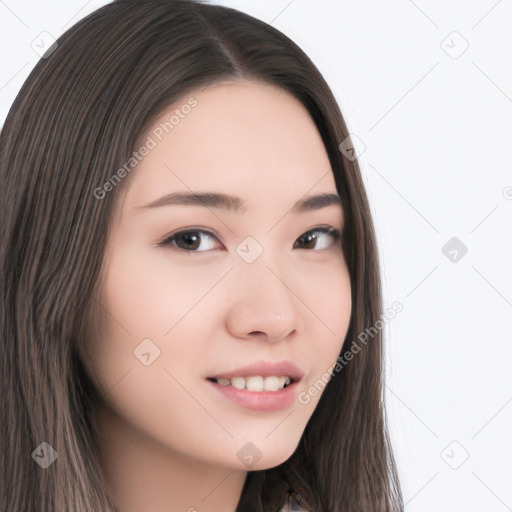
[206,375,295,392]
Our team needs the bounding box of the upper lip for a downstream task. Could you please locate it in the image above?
[208,360,305,382]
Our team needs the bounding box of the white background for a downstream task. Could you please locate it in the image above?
[1,1,511,510]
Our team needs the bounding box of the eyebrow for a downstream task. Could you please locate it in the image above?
[136,191,342,214]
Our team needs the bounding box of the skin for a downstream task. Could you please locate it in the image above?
[80,80,352,512]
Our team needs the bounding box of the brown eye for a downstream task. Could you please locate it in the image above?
[158,229,221,252]
[293,227,341,250]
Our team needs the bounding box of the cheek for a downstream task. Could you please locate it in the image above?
[87,244,217,390]
[303,256,352,347]
[81,247,241,466]
[296,259,351,403]
[99,240,229,340]
[84,239,231,408]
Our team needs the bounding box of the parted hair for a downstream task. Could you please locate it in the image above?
[0,1,403,510]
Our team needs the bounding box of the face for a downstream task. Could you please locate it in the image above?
[81,80,352,471]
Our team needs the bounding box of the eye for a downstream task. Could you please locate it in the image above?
[293,226,341,250]
[157,229,222,252]
[157,226,341,253]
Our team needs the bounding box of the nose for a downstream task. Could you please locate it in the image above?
[225,258,305,343]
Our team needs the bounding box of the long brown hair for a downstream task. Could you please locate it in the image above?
[0,1,403,510]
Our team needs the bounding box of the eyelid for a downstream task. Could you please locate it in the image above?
[156,227,223,250]
[295,225,342,249]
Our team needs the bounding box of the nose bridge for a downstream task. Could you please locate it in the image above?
[225,247,305,341]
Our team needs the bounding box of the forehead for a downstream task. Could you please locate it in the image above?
[122,80,337,212]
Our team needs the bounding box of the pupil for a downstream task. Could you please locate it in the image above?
[181,232,200,249]
[301,232,316,249]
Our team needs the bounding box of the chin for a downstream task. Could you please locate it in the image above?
[243,439,301,471]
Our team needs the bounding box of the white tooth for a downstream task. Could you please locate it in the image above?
[263,376,280,391]
[246,376,264,391]
[231,377,246,390]
[223,375,290,391]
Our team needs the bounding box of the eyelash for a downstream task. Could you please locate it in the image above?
[157,226,341,253]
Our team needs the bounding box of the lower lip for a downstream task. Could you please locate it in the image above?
[207,379,298,412]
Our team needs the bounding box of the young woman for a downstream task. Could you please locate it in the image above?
[0,1,403,511]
